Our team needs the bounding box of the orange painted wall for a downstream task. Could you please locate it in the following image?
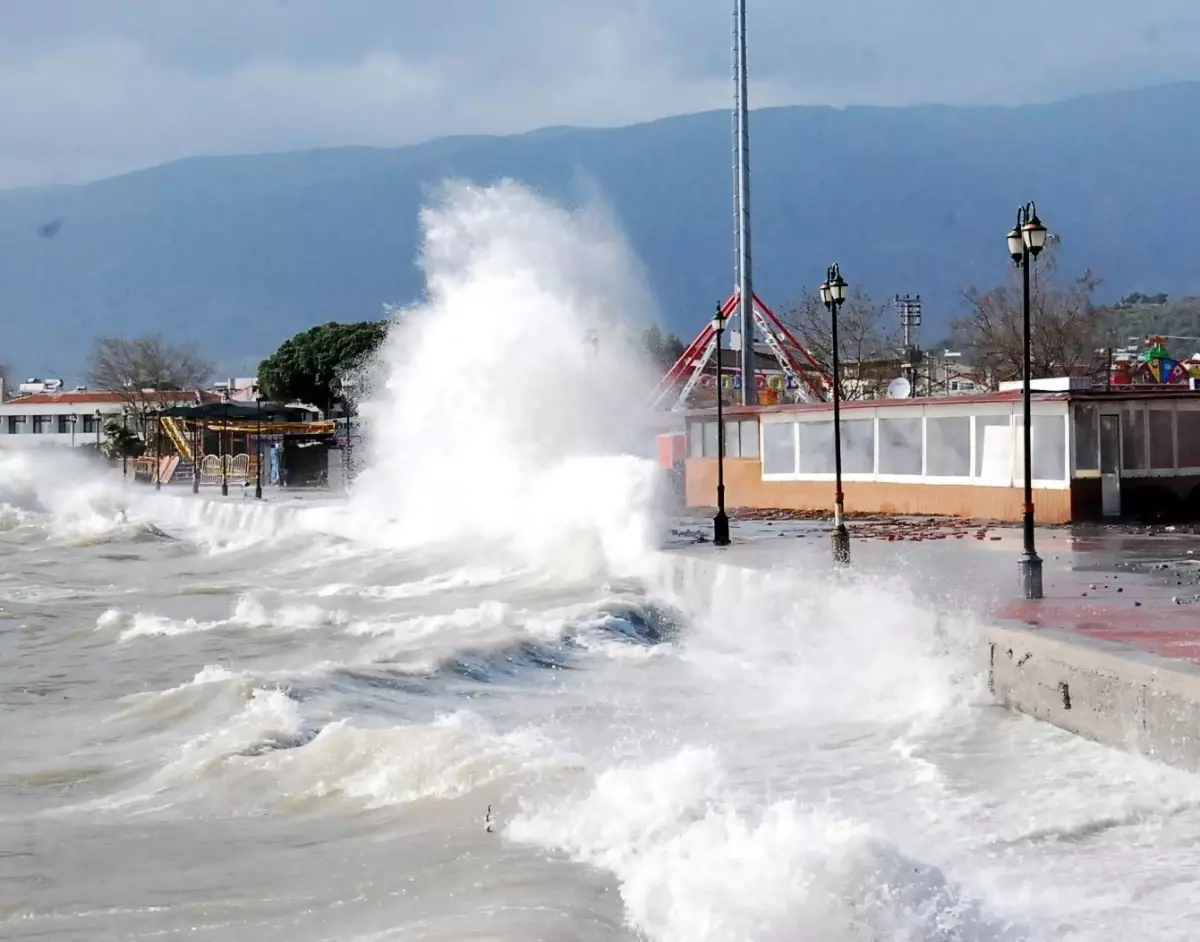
[685,458,1074,523]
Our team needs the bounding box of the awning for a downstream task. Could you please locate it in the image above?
[159,401,301,421]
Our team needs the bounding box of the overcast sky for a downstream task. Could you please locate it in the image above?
[2,0,1198,188]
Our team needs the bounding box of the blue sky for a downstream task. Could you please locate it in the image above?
[2,0,1198,187]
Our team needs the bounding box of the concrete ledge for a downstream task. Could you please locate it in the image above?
[986,621,1200,772]
[657,538,1200,775]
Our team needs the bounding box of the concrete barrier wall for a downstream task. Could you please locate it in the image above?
[657,548,1200,774]
[986,622,1200,773]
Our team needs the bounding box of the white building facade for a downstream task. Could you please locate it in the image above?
[0,387,200,449]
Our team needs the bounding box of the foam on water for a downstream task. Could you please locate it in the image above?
[508,748,1026,942]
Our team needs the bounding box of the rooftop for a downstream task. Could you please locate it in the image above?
[5,390,222,407]
[685,384,1200,419]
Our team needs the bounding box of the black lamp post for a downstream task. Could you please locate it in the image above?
[154,410,163,490]
[220,390,230,497]
[820,264,851,564]
[69,413,77,449]
[1007,201,1049,599]
[339,377,357,489]
[121,411,128,479]
[192,390,202,494]
[712,305,731,547]
[254,386,264,500]
[94,409,101,450]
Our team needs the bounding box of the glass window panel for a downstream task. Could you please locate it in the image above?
[975,415,1012,484]
[878,417,923,475]
[688,421,704,458]
[762,422,796,475]
[796,421,834,474]
[739,420,759,459]
[1121,407,1146,470]
[1178,411,1200,468]
[723,420,740,458]
[1073,403,1099,472]
[1014,415,1067,482]
[1148,409,1175,469]
[926,416,971,477]
[702,421,719,459]
[1033,414,1067,481]
[842,419,875,474]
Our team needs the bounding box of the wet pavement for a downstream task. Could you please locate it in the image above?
[669,511,1200,664]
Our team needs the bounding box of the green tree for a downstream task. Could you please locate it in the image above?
[257,321,388,409]
[642,324,686,369]
[102,418,145,460]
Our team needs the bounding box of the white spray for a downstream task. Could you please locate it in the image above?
[348,180,669,577]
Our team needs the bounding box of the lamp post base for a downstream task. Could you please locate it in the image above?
[1018,552,1043,600]
[713,510,731,547]
[831,524,851,564]
[255,484,263,500]
[221,482,229,497]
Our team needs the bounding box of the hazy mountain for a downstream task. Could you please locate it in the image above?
[3,82,1199,378]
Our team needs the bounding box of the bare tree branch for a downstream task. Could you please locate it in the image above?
[951,246,1112,389]
[780,289,901,400]
[86,334,215,423]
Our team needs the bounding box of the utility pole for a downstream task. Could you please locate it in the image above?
[896,294,922,394]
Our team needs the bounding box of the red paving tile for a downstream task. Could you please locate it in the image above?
[994,571,1200,662]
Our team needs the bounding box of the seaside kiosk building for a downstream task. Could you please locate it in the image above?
[679,375,1200,523]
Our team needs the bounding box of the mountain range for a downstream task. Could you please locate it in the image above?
[2,81,1200,379]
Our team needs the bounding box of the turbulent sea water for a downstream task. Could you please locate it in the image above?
[5,182,1200,940]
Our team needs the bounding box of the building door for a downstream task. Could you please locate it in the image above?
[1099,413,1121,517]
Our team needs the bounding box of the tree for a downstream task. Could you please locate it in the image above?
[102,418,145,460]
[86,334,214,428]
[642,324,686,370]
[257,320,389,409]
[952,248,1109,388]
[780,289,901,400]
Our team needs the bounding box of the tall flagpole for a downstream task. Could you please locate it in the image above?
[734,0,756,405]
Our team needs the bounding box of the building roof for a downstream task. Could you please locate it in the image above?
[161,401,303,421]
[685,384,1200,419]
[7,390,221,406]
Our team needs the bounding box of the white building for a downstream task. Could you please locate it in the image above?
[0,381,207,448]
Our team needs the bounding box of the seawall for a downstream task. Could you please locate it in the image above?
[658,524,1200,775]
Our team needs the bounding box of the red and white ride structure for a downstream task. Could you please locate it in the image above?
[648,291,830,411]
[649,1,831,414]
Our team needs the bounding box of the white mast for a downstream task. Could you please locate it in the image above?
[734,0,756,405]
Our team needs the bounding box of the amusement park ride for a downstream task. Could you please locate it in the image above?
[648,0,831,414]
[1109,336,1200,387]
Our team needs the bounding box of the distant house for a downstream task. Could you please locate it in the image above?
[0,383,218,448]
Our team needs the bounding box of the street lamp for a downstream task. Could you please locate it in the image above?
[711,304,731,547]
[69,413,77,449]
[1007,201,1049,599]
[820,263,851,564]
[220,389,230,497]
[121,411,129,479]
[154,410,164,491]
[192,390,202,494]
[253,384,264,500]
[339,376,357,489]
[94,410,102,451]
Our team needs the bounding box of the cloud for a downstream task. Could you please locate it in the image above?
[1,0,1199,187]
